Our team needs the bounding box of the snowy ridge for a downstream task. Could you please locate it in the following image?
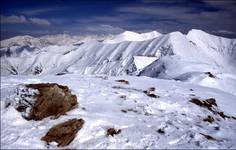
[0,35,51,48]
[0,33,112,57]
[103,30,161,43]
[1,34,113,48]
[187,29,236,69]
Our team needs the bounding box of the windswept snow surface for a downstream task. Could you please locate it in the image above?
[1,74,236,149]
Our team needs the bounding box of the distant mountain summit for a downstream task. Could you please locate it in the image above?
[103,30,161,43]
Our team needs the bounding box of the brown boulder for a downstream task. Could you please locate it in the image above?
[143,87,160,98]
[190,98,217,111]
[200,133,217,141]
[203,115,214,123]
[190,97,235,120]
[115,79,129,84]
[205,72,216,78]
[106,128,121,137]
[41,118,84,147]
[157,128,165,134]
[14,83,78,120]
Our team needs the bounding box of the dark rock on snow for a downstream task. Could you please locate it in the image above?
[115,79,129,84]
[107,128,121,137]
[14,83,78,120]
[190,97,235,120]
[143,87,160,98]
[41,118,85,147]
[203,115,214,123]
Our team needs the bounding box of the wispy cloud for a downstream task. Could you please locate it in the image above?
[20,7,65,16]
[117,5,202,21]
[204,0,236,13]
[29,18,51,26]
[116,3,235,28]
[212,30,236,35]
[1,14,51,26]
[85,24,124,33]
[1,15,27,24]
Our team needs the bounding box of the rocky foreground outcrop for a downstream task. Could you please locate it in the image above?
[10,83,84,147]
[41,118,85,147]
[13,83,78,120]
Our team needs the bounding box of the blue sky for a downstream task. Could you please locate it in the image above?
[1,0,236,39]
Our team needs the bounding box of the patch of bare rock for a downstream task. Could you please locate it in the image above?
[11,83,84,147]
[143,87,160,98]
[41,118,85,147]
[115,79,129,84]
[14,83,78,120]
[106,128,121,137]
[190,97,235,120]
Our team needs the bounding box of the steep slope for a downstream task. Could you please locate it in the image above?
[187,29,236,71]
[138,30,236,94]
[139,31,233,78]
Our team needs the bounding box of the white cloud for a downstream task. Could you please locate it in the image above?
[116,5,235,27]
[1,15,28,24]
[19,7,67,16]
[85,24,124,34]
[29,18,51,26]
[21,8,56,16]
[1,15,51,26]
[212,30,236,35]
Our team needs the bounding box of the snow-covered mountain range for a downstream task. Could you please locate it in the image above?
[1,29,236,94]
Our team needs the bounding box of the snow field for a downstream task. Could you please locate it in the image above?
[1,74,236,149]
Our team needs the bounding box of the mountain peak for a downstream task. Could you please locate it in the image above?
[103,30,161,44]
[186,29,227,39]
[122,31,139,35]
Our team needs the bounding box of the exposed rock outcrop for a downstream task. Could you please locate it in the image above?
[106,128,121,137]
[41,118,85,147]
[190,97,235,120]
[143,87,160,98]
[14,83,78,120]
[115,79,129,84]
